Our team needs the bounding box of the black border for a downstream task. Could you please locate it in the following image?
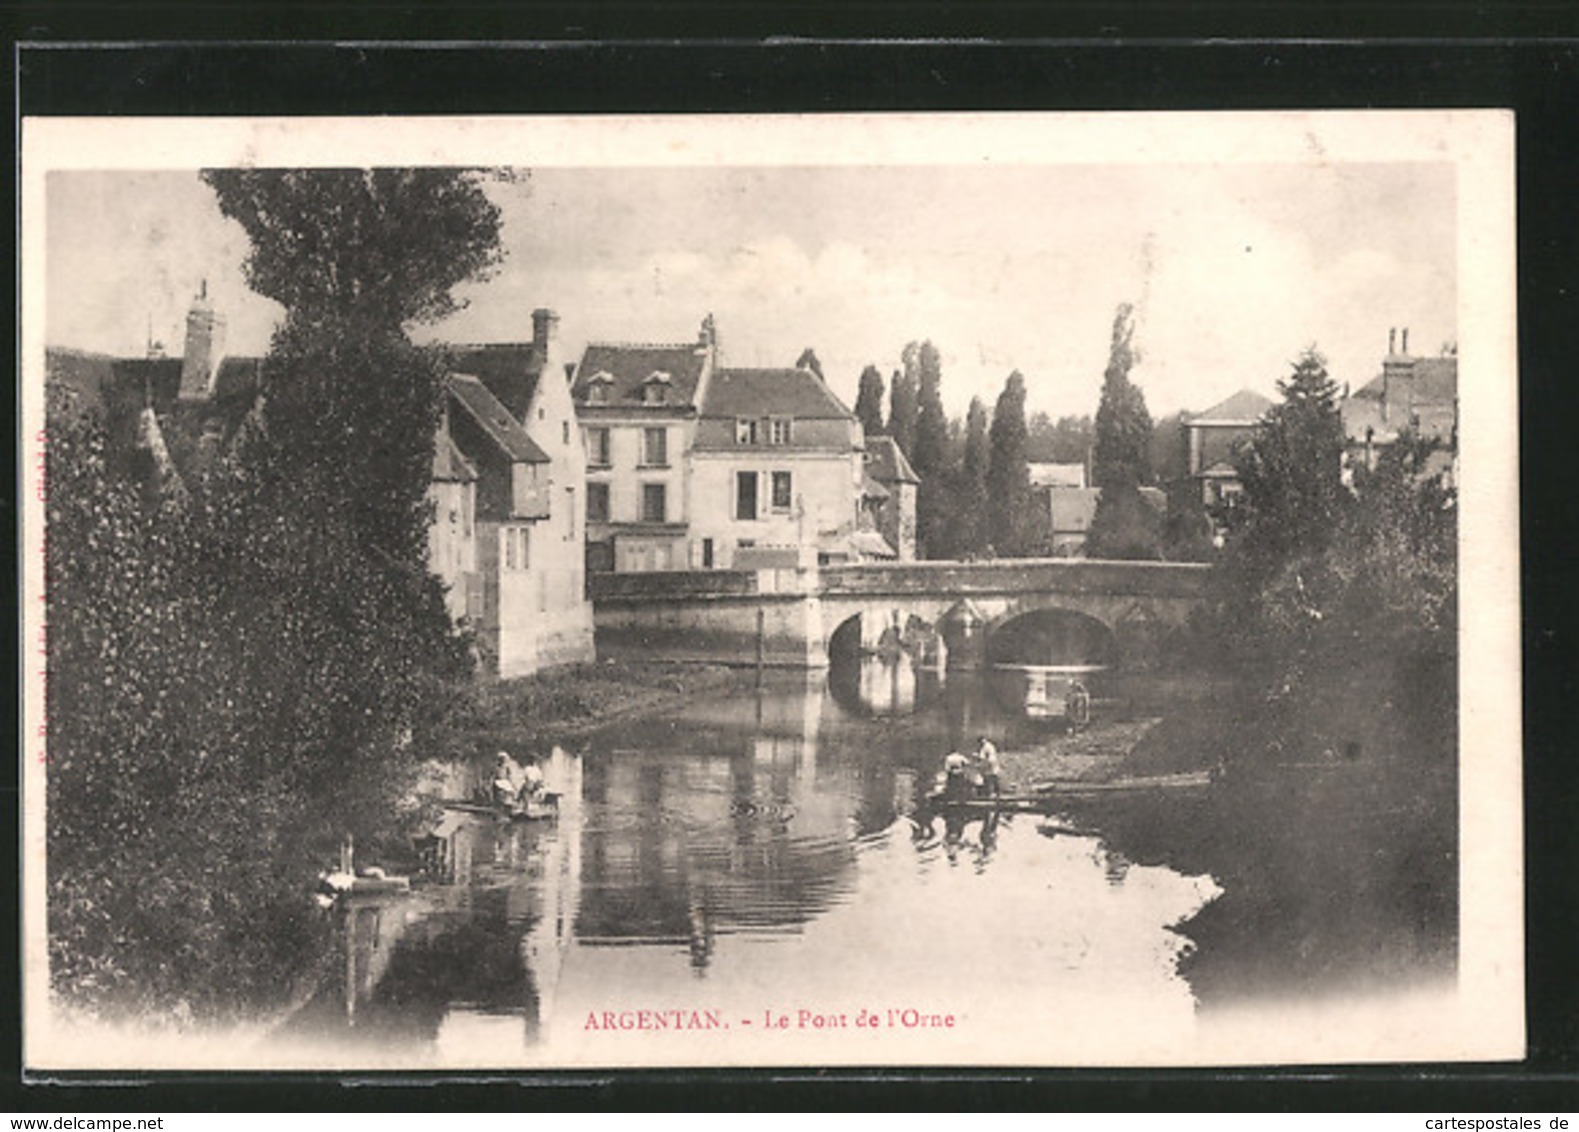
[9,31,1579,1112]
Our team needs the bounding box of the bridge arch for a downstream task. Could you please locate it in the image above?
[984,606,1119,669]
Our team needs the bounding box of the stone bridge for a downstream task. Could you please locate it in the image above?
[589,559,1211,670]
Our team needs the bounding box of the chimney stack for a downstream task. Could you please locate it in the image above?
[1401,327,1409,356]
[531,308,559,354]
[1389,328,1397,355]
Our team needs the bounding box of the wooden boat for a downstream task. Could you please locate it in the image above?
[439,793,561,822]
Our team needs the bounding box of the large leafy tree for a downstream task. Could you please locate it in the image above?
[47,169,504,1021]
[853,364,886,439]
[986,371,1034,556]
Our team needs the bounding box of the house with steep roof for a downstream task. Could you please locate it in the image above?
[440,308,595,675]
[570,319,717,573]
[861,435,919,561]
[69,286,593,679]
[1341,328,1457,484]
[689,358,875,569]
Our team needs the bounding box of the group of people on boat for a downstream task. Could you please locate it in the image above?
[940,735,1004,803]
[491,750,548,810]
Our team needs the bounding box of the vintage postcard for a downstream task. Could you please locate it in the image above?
[21,111,1521,1071]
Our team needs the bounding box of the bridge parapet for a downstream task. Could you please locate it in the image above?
[818,558,1211,599]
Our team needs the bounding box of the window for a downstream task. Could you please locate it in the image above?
[502,526,530,572]
[642,483,667,524]
[565,487,576,542]
[586,373,612,405]
[768,417,793,446]
[736,418,759,445]
[642,372,671,405]
[701,538,714,568]
[563,420,570,446]
[736,471,758,520]
[586,426,611,467]
[587,482,610,523]
[771,470,793,512]
[642,427,668,467]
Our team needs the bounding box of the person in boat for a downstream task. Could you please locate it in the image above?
[975,735,1003,798]
[492,751,520,808]
[942,749,973,803]
[517,754,547,808]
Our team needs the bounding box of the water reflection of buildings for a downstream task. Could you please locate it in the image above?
[574,676,864,971]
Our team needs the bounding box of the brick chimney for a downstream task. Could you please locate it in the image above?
[1381,325,1416,424]
[178,281,226,401]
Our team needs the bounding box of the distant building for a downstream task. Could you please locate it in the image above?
[1162,388,1273,539]
[570,317,892,571]
[690,359,874,568]
[1341,327,1457,483]
[861,435,918,562]
[1027,462,1095,556]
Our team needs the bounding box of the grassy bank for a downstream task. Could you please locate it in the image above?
[452,658,757,754]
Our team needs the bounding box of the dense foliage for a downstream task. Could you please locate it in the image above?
[46,169,503,1024]
[1207,349,1457,765]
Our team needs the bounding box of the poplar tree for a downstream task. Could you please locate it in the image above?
[888,355,919,462]
[854,365,886,438]
[986,371,1033,556]
[911,341,952,557]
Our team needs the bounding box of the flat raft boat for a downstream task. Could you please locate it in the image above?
[925,770,1211,814]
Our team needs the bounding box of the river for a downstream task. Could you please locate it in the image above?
[271,655,1457,1068]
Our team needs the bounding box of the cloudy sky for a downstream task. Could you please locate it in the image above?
[46,159,1455,420]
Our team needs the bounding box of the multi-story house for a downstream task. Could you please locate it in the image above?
[438,308,596,676]
[570,319,717,573]
[689,361,872,569]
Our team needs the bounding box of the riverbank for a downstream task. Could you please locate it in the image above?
[456,658,760,754]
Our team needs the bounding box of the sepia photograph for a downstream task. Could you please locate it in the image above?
[20,111,1522,1071]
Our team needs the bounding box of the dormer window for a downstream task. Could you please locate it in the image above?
[586,372,613,405]
[768,417,793,446]
[641,371,672,406]
[736,418,759,445]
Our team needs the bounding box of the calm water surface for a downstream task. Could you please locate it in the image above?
[274,658,1450,1067]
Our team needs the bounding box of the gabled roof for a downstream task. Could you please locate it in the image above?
[447,343,547,423]
[447,373,549,464]
[45,347,116,413]
[432,432,479,482]
[861,472,891,500]
[572,342,708,408]
[1191,388,1274,424]
[864,435,920,485]
[108,355,265,409]
[703,367,854,420]
[1350,355,1457,405]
